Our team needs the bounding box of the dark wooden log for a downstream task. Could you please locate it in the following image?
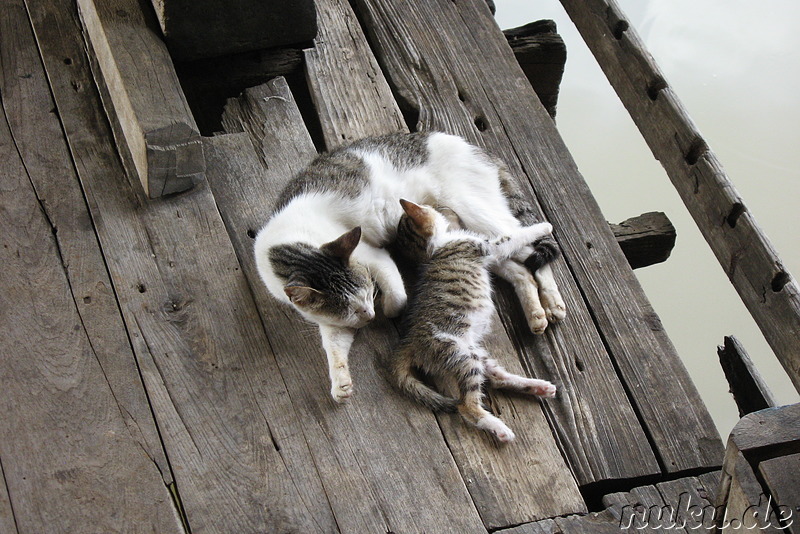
[717,336,777,417]
[78,0,204,197]
[350,0,721,478]
[559,0,800,394]
[151,0,317,61]
[610,211,676,269]
[174,47,304,135]
[503,20,566,118]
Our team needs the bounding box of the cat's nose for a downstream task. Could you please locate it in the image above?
[358,306,376,321]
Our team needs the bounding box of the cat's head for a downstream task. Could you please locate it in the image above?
[271,227,376,329]
[396,199,452,262]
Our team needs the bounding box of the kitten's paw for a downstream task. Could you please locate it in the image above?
[477,415,516,443]
[382,290,407,318]
[525,380,557,398]
[525,306,548,335]
[541,290,566,324]
[331,375,354,403]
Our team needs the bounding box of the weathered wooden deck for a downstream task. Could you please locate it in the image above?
[4,0,797,532]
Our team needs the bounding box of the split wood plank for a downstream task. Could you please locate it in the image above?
[559,0,800,393]
[351,0,722,475]
[212,79,488,534]
[76,0,204,197]
[655,474,722,531]
[301,0,585,524]
[350,0,677,484]
[495,518,558,534]
[0,78,184,533]
[304,0,405,146]
[24,1,339,532]
[0,463,17,534]
[1,0,171,485]
[758,453,800,534]
[609,211,676,269]
[721,453,783,533]
[718,336,777,417]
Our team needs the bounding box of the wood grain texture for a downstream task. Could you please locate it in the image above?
[717,336,777,417]
[351,0,722,475]
[495,518,558,534]
[559,0,800,393]
[304,0,405,148]
[655,474,722,531]
[77,0,204,196]
[0,462,18,534]
[609,211,676,269]
[0,72,184,533]
[24,2,336,532]
[758,453,800,533]
[721,453,783,533]
[299,0,585,524]
[212,79,489,534]
[351,0,694,483]
[2,0,172,485]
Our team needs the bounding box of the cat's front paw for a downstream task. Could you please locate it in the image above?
[331,374,354,403]
[477,414,516,443]
[523,303,548,335]
[525,379,557,398]
[382,289,407,318]
[540,289,566,324]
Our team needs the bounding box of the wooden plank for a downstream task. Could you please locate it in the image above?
[23,2,339,532]
[696,470,723,507]
[1,0,172,485]
[211,80,489,533]
[609,211,676,269]
[553,511,628,534]
[0,76,184,533]
[503,20,565,118]
[76,0,204,197]
[352,0,711,481]
[494,518,558,534]
[0,462,18,534]
[718,336,778,417]
[304,0,406,147]
[352,0,722,475]
[722,453,783,533]
[300,0,586,524]
[758,453,800,534]
[656,475,720,531]
[728,404,800,454]
[603,484,688,532]
[559,0,800,393]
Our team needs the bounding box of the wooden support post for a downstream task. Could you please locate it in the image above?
[78,0,204,198]
[559,0,800,393]
[609,211,675,269]
[150,0,317,61]
[718,336,778,417]
[503,20,566,118]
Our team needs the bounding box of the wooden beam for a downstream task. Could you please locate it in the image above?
[717,336,777,417]
[151,0,317,61]
[77,0,204,197]
[559,0,800,393]
[610,211,675,269]
[503,20,566,118]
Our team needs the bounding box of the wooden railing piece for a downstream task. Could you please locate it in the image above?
[315,0,660,490]
[0,22,183,531]
[718,336,777,417]
[302,0,585,525]
[25,1,338,531]
[214,80,489,534]
[351,0,721,475]
[77,0,204,197]
[559,0,800,393]
[610,211,675,269]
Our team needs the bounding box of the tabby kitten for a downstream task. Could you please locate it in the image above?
[391,200,557,442]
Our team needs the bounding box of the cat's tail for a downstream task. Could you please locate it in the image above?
[524,235,560,272]
[392,352,458,413]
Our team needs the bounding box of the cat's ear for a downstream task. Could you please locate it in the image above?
[321,227,361,264]
[284,283,320,308]
[400,199,434,233]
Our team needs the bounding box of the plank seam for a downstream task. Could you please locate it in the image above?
[0,456,20,534]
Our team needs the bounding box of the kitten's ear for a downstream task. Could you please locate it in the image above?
[284,284,318,307]
[321,227,361,264]
[399,199,433,231]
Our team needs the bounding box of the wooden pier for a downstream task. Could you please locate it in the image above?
[0,0,797,532]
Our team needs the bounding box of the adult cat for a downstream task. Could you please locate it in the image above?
[254,132,564,402]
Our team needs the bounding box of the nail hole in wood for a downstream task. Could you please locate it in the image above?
[63,58,73,65]
[685,138,708,166]
[647,77,668,101]
[137,283,147,293]
[457,90,467,102]
[575,358,585,372]
[246,229,256,239]
[726,202,746,228]
[83,296,92,304]
[474,116,488,132]
[613,20,629,40]
[771,271,790,292]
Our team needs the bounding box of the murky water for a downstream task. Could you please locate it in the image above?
[495,0,800,439]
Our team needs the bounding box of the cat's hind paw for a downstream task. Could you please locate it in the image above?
[331,375,354,403]
[525,379,557,398]
[524,305,548,335]
[477,415,516,443]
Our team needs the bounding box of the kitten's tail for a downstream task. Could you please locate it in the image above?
[392,353,458,413]
[524,235,560,272]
